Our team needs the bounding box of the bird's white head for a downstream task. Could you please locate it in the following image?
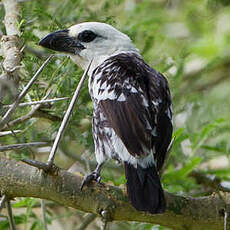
[39,22,139,75]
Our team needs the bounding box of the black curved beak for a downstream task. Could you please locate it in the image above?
[39,29,85,54]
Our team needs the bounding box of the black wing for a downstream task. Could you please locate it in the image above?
[150,72,173,171]
[92,53,173,169]
[99,93,153,157]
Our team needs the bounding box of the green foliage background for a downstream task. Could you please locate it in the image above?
[1,0,230,229]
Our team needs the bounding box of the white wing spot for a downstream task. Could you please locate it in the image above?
[131,87,138,93]
[100,81,107,89]
[117,93,126,101]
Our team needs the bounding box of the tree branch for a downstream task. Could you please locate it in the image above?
[0,0,22,103]
[0,157,229,230]
[0,142,48,151]
[2,0,20,36]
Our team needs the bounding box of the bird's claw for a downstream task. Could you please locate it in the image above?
[81,171,101,190]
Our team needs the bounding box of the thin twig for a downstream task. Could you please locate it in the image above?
[0,55,53,131]
[0,195,7,213]
[47,60,92,166]
[5,88,52,129]
[6,199,16,230]
[21,61,92,172]
[101,210,110,230]
[0,130,21,137]
[5,118,39,159]
[224,211,228,230]
[3,97,69,109]
[76,213,96,230]
[41,200,48,230]
[6,124,18,138]
[189,171,230,193]
[33,109,62,122]
[101,221,109,230]
[0,142,48,151]
[21,159,51,171]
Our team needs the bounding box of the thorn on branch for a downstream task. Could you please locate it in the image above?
[20,60,91,178]
[3,97,69,109]
[5,89,52,130]
[0,130,21,137]
[0,142,49,151]
[0,55,53,131]
[46,59,92,168]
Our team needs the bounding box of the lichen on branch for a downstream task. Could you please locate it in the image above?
[0,157,229,230]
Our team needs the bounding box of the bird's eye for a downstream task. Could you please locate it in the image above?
[78,30,97,43]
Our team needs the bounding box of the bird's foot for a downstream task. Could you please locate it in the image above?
[21,159,59,175]
[81,171,102,190]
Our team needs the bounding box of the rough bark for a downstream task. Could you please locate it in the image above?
[0,0,22,103]
[0,157,229,230]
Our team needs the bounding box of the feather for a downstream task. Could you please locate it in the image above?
[90,53,173,168]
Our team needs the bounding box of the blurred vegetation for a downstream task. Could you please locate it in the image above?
[0,0,230,229]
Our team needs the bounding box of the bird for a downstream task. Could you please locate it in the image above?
[39,22,173,214]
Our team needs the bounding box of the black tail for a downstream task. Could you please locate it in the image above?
[124,162,166,214]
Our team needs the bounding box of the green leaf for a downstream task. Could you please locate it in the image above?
[176,157,202,178]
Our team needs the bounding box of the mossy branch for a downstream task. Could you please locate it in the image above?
[0,157,229,230]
